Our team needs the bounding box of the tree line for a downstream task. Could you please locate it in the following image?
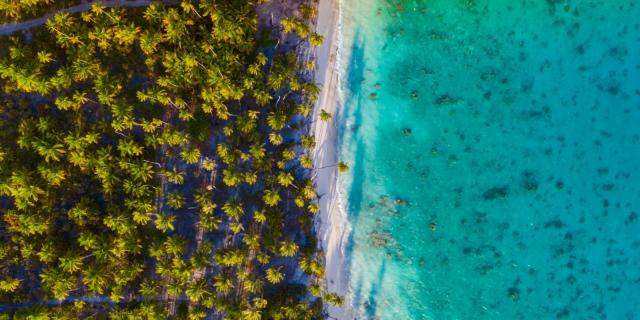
[0,0,342,318]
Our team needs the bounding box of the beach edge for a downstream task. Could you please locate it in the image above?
[312,0,350,319]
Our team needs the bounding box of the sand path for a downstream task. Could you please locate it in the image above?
[312,0,350,319]
[0,0,177,36]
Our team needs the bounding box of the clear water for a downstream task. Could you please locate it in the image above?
[337,0,640,319]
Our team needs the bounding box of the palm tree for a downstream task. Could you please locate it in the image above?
[310,33,324,47]
[223,168,242,187]
[300,135,316,149]
[316,161,349,173]
[265,268,284,284]
[296,103,313,117]
[59,253,83,273]
[300,154,313,169]
[189,307,207,320]
[38,165,67,186]
[139,279,160,296]
[40,267,76,300]
[190,247,212,270]
[213,275,234,295]
[267,112,287,131]
[36,240,57,264]
[263,189,280,207]
[278,241,298,257]
[128,160,155,182]
[32,140,66,163]
[118,138,144,157]
[268,132,283,146]
[277,171,294,187]
[243,277,263,294]
[181,147,201,164]
[164,236,186,256]
[167,192,186,209]
[167,279,184,296]
[241,308,262,320]
[83,264,108,294]
[337,161,350,173]
[318,109,332,122]
[202,158,216,171]
[155,214,176,232]
[163,167,185,185]
[0,277,20,293]
[253,210,267,223]
[307,203,320,214]
[199,211,221,232]
[244,171,258,185]
[222,201,244,220]
[186,278,209,302]
[323,292,344,306]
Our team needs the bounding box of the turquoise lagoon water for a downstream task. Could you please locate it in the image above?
[336,0,640,319]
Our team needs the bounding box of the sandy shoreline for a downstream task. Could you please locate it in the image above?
[312,0,350,319]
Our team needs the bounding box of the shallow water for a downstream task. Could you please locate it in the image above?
[337,0,640,319]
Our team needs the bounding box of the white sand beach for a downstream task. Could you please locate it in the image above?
[312,0,350,319]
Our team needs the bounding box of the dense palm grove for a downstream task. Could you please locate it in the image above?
[0,0,341,318]
[0,0,83,23]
